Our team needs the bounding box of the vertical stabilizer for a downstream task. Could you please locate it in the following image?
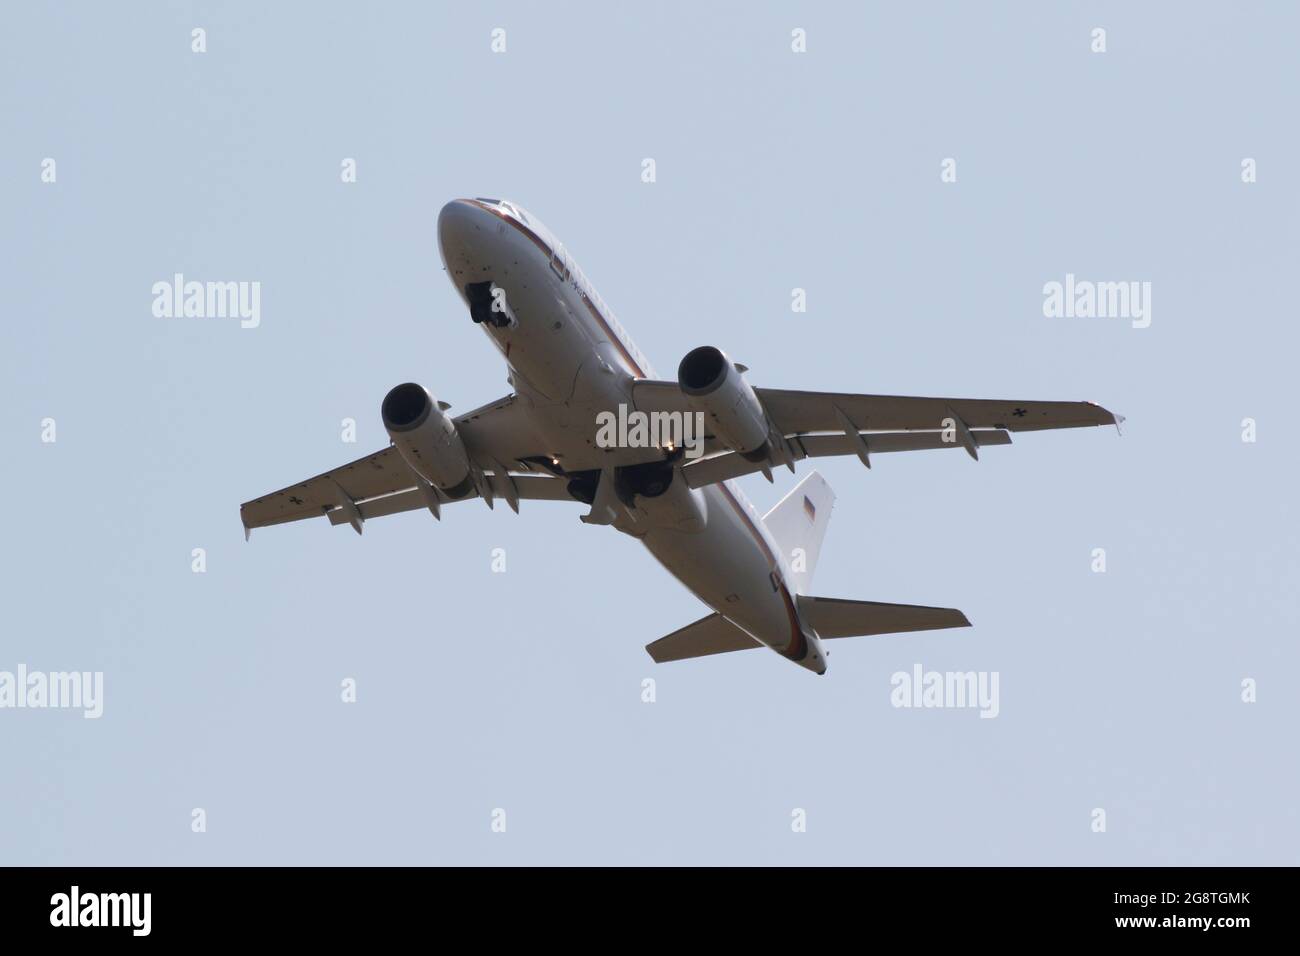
[761,470,836,594]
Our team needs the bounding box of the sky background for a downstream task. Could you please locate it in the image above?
[2,1,1296,865]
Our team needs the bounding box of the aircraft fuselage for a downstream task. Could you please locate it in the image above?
[437,198,826,674]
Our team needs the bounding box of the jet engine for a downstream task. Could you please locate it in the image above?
[381,383,475,498]
[677,345,771,462]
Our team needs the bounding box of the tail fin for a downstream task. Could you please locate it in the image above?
[762,470,835,594]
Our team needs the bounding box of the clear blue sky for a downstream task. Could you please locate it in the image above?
[2,1,1296,864]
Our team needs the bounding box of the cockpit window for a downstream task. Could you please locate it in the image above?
[476,198,528,223]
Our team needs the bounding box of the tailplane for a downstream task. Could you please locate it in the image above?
[796,595,970,639]
[643,599,969,666]
[762,470,835,594]
[645,613,761,663]
[645,471,969,668]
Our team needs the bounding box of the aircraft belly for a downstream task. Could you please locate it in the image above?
[478,237,644,471]
[639,489,796,653]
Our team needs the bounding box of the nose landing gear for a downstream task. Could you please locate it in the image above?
[465,281,515,329]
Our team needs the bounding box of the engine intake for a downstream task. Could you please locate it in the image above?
[677,346,770,460]
[381,382,431,430]
[381,383,475,498]
[679,345,729,396]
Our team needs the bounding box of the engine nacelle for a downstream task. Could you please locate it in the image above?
[677,346,771,461]
[381,383,475,498]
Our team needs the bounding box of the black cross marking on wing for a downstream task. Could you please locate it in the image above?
[1012,408,1027,418]
[289,495,304,505]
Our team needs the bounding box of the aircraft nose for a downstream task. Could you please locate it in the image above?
[438,198,503,277]
[437,199,485,257]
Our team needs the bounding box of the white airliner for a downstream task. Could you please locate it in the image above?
[241,198,1121,674]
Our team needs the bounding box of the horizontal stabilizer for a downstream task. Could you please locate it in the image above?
[645,613,762,663]
[796,595,970,639]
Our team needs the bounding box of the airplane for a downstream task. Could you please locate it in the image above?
[240,197,1122,675]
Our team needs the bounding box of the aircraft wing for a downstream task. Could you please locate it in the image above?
[240,392,577,536]
[241,445,414,531]
[454,393,548,470]
[631,379,1121,484]
[751,388,1121,434]
[631,380,1121,435]
[239,445,574,537]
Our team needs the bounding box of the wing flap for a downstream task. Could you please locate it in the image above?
[682,429,1011,488]
[324,474,575,527]
[242,446,577,535]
